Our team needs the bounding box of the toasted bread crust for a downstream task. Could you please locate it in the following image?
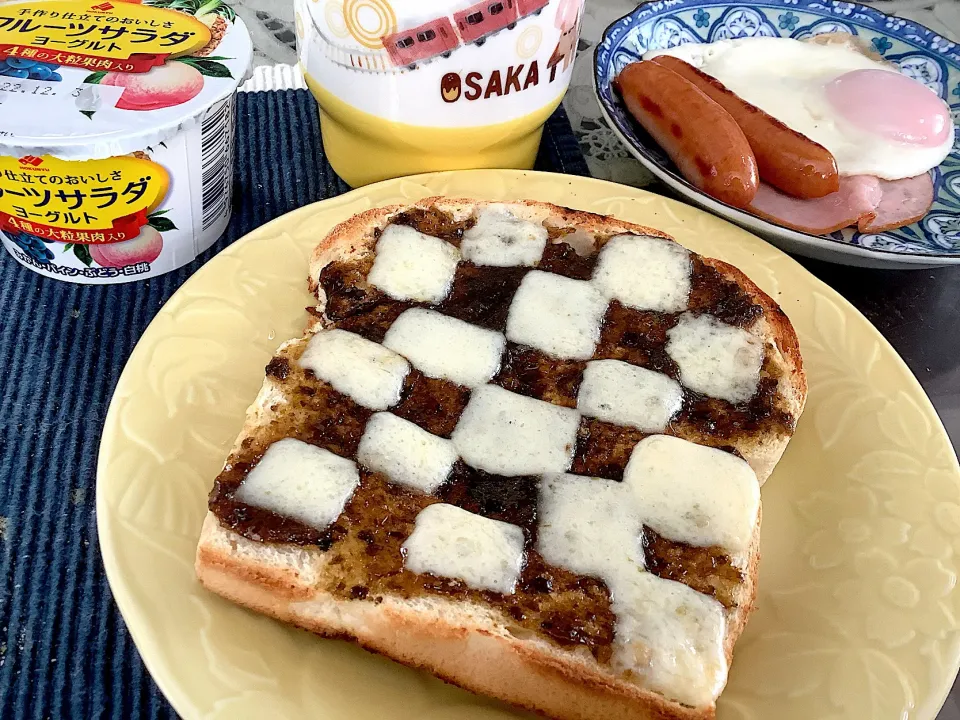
[307,197,672,299]
[198,511,757,720]
[197,199,805,720]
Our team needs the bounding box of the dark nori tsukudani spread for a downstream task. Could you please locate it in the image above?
[209,206,794,662]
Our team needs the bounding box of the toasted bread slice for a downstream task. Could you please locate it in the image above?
[196,199,806,720]
[305,198,805,482]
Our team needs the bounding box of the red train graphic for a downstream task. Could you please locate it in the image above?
[385,17,458,67]
[383,0,549,68]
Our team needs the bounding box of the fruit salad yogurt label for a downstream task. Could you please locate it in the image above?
[0,0,251,284]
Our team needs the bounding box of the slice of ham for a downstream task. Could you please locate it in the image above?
[747,173,934,235]
[859,174,935,233]
[748,176,881,234]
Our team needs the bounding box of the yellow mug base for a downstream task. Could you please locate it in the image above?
[304,72,563,188]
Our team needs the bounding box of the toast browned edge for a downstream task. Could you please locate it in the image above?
[197,508,760,720]
[196,198,806,720]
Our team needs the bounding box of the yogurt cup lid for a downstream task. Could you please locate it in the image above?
[0,0,252,159]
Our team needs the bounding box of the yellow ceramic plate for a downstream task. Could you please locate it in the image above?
[97,170,960,720]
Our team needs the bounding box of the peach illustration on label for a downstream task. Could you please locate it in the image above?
[89,225,163,267]
[102,62,204,111]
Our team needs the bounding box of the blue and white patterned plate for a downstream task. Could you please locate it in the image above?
[594,0,960,268]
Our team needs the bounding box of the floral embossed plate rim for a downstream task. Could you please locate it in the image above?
[594,0,960,268]
[96,170,960,720]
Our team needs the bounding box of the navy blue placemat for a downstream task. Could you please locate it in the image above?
[0,89,588,719]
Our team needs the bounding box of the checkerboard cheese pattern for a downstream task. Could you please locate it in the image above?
[236,206,766,707]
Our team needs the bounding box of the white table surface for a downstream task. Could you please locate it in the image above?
[235,0,960,715]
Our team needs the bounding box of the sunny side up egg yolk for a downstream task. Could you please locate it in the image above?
[825,68,952,147]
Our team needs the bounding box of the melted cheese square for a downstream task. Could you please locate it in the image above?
[592,235,691,313]
[623,435,760,554]
[299,329,410,410]
[234,438,359,529]
[537,472,728,707]
[577,359,683,432]
[402,503,526,594]
[383,308,505,388]
[451,385,579,476]
[367,224,461,303]
[610,573,727,707]
[506,270,608,360]
[357,412,458,494]
[461,205,548,267]
[537,473,644,580]
[666,312,763,403]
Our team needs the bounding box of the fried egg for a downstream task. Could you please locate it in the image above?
[644,37,954,180]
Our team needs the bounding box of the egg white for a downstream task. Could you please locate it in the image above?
[643,37,954,180]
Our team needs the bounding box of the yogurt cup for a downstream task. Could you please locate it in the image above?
[295,0,585,187]
[0,0,252,284]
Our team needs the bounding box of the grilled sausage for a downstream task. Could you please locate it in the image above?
[651,55,840,199]
[615,61,759,209]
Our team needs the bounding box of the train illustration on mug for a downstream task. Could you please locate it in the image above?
[384,0,549,67]
[314,0,552,72]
